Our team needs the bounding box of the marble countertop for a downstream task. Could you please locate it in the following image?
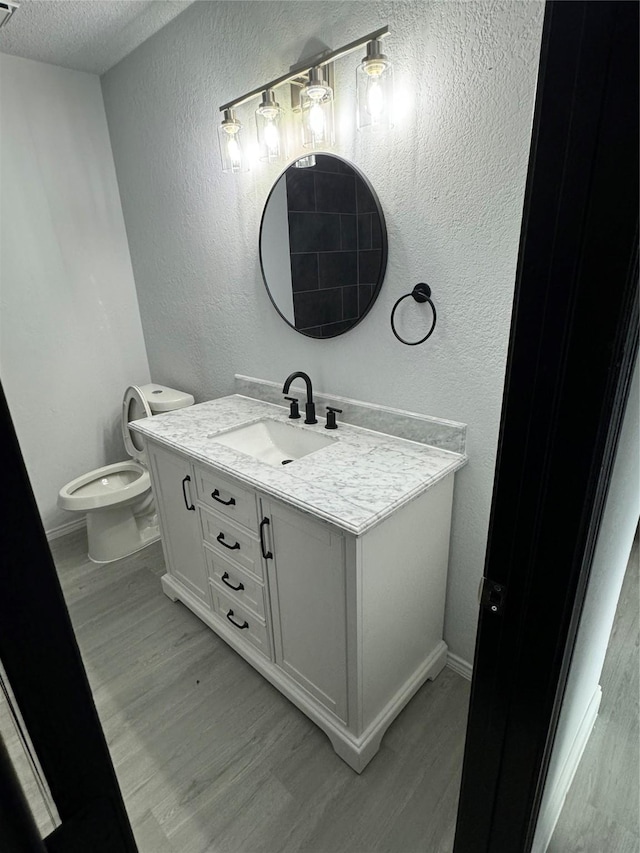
[130,395,467,536]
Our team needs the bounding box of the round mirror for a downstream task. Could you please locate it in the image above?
[259,153,387,338]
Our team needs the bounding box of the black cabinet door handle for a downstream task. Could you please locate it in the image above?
[212,489,236,507]
[259,517,273,559]
[181,475,195,511]
[221,572,244,592]
[226,609,249,630]
[216,532,240,551]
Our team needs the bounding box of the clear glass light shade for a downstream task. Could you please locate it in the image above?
[255,91,284,162]
[218,109,248,173]
[300,69,334,149]
[357,42,394,131]
[294,155,317,169]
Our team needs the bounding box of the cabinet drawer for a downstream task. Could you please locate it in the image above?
[194,467,257,531]
[199,507,263,580]
[212,587,271,659]
[204,546,265,619]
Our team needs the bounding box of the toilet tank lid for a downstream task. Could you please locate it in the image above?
[138,383,195,413]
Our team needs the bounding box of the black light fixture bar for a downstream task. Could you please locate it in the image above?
[0,1,19,29]
[219,25,389,112]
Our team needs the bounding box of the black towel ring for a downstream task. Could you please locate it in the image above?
[390,283,437,346]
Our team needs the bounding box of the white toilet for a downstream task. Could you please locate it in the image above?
[58,383,194,563]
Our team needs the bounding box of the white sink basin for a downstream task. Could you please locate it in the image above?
[213,419,336,467]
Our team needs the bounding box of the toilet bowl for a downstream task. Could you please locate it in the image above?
[58,383,194,563]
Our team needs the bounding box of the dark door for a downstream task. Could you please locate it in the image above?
[453,2,638,851]
[0,382,138,852]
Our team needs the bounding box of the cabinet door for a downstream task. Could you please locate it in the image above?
[148,443,209,604]
[263,499,348,723]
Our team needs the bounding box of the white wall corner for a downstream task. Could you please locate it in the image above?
[446,651,473,681]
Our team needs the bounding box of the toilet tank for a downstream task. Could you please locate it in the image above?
[138,383,195,413]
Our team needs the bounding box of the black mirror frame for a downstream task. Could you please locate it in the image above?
[258,153,388,339]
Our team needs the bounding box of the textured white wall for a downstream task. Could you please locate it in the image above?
[102,0,544,663]
[0,53,150,533]
[533,357,640,853]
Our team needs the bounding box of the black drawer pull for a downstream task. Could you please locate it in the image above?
[226,609,248,630]
[212,489,236,507]
[216,532,240,551]
[259,517,273,560]
[181,475,195,511]
[221,572,244,592]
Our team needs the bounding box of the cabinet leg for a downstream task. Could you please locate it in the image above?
[327,730,385,775]
[160,574,180,602]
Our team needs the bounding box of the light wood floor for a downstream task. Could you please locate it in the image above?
[4,530,638,851]
[34,529,471,853]
[548,535,640,853]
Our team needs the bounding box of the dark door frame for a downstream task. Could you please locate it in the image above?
[0,382,138,851]
[454,2,638,851]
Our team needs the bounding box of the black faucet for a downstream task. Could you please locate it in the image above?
[282,371,317,424]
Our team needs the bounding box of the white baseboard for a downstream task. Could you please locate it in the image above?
[46,517,86,542]
[446,651,473,680]
[531,684,602,853]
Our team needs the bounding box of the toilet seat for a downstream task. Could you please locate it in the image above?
[58,381,194,563]
[57,461,150,512]
[122,385,152,464]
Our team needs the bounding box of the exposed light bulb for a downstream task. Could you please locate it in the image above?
[263,120,279,154]
[367,79,384,120]
[357,40,393,132]
[300,68,334,148]
[225,133,241,170]
[255,90,284,162]
[309,102,325,138]
[218,108,247,173]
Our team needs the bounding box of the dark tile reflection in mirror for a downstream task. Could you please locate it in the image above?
[343,286,359,320]
[318,252,357,288]
[358,250,383,285]
[315,172,356,214]
[290,254,319,292]
[288,162,382,333]
[260,154,386,338]
[358,214,372,250]
[286,170,315,212]
[289,212,341,254]
[293,288,343,328]
[340,214,357,250]
[358,284,376,316]
[356,176,378,214]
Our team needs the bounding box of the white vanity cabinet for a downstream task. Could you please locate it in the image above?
[145,437,455,773]
[262,499,349,724]
[147,442,208,604]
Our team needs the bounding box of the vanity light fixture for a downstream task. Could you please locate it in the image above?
[255,90,284,162]
[0,1,19,30]
[300,68,334,148]
[217,25,391,174]
[357,39,394,131]
[217,108,248,173]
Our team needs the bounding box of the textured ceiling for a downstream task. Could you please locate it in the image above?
[0,0,194,75]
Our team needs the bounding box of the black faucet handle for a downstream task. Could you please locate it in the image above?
[284,396,300,419]
[325,406,342,430]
